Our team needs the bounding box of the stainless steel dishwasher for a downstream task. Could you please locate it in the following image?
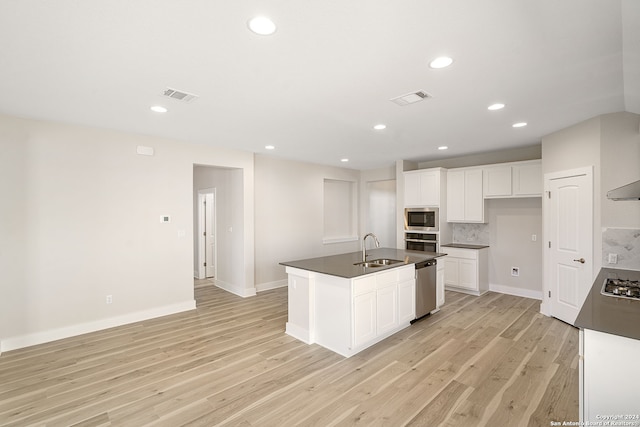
[413,259,437,321]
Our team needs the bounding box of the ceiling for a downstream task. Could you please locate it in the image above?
[1,0,638,170]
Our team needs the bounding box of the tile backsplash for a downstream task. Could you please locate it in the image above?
[452,223,490,245]
[602,228,640,271]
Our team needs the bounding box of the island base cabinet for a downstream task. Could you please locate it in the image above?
[376,285,398,336]
[398,279,416,324]
[353,293,376,347]
[285,265,416,358]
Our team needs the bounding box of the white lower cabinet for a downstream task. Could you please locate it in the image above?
[376,284,398,336]
[580,329,640,422]
[353,292,376,347]
[286,264,416,358]
[351,265,415,354]
[442,247,488,296]
[436,260,445,308]
[398,279,416,324]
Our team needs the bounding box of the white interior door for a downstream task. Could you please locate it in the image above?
[547,169,593,325]
[204,192,216,278]
[197,189,216,280]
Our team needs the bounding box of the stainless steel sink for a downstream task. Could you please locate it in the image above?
[354,259,403,268]
[354,261,385,268]
[370,258,403,266]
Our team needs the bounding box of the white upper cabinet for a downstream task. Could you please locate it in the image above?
[447,167,484,223]
[404,169,441,207]
[512,161,542,196]
[483,160,542,198]
[483,165,512,197]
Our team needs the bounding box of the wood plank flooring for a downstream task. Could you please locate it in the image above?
[0,282,579,426]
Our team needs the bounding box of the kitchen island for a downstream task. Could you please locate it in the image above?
[280,248,444,357]
[574,268,640,423]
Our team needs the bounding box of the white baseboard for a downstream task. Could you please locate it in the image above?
[214,280,257,298]
[489,283,543,300]
[0,300,197,353]
[286,322,312,344]
[256,279,287,293]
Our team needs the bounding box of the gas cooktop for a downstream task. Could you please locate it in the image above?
[601,278,640,299]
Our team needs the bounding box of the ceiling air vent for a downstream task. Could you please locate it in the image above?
[162,87,199,103]
[390,91,432,106]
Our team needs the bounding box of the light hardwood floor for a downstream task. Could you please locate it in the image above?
[0,282,579,426]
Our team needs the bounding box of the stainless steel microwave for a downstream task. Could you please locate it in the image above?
[404,207,439,231]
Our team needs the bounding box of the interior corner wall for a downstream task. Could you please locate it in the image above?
[600,112,640,228]
[254,155,360,290]
[0,113,254,352]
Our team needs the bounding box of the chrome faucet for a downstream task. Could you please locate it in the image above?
[362,233,380,262]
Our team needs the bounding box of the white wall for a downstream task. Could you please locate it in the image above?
[254,155,361,290]
[0,113,255,352]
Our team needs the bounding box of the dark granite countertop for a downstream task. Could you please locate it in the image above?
[280,247,446,279]
[575,268,640,341]
[441,243,490,250]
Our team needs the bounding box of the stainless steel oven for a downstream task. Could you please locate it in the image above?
[404,207,439,232]
[405,232,438,252]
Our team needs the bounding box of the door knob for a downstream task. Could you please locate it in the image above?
[573,258,585,264]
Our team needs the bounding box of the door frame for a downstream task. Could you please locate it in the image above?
[197,188,217,280]
[541,166,594,318]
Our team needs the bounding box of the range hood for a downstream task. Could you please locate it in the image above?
[607,180,640,200]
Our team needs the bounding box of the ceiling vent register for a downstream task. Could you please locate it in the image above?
[390,91,432,106]
[162,87,199,103]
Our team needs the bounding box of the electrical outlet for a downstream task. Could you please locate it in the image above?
[511,267,520,277]
[106,295,113,304]
[531,234,537,242]
[608,253,618,264]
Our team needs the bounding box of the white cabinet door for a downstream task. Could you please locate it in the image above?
[398,280,415,324]
[376,285,398,335]
[483,165,512,197]
[458,259,478,290]
[419,171,440,206]
[404,170,440,207]
[512,162,542,196]
[353,292,376,347]
[447,168,484,222]
[464,168,484,222]
[443,257,459,287]
[446,170,465,221]
[436,261,445,308]
[404,173,421,207]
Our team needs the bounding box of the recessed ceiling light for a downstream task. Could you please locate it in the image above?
[512,122,527,128]
[488,103,505,111]
[341,158,349,163]
[429,56,453,69]
[150,105,168,113]
[248,16,277,35]
[265,145,275,150]
[438,146,448,150]
[373,124,386,130]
